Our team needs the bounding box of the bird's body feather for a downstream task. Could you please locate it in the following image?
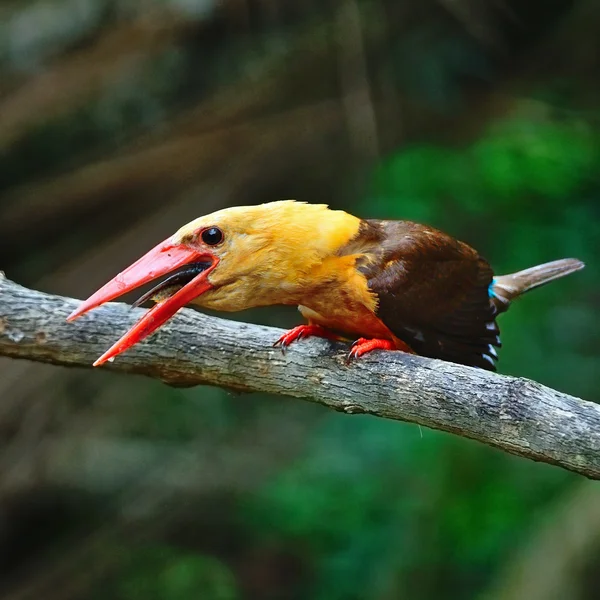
[345,219,501,369]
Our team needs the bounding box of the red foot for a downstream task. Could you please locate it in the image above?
[274,324,339,353]
[347,337,396,361]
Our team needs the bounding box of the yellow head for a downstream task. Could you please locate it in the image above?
[67,200,361,365]
[171,200,361,310]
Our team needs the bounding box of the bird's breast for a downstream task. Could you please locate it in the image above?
[298,304,393,340]
[296,255,395,340]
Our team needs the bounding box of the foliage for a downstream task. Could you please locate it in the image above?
[98,545,238,600]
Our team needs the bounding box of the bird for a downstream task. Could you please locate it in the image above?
[67,200,585,370]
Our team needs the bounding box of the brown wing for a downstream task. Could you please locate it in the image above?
[347,220,501,370]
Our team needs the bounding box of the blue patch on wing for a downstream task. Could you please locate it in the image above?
[488,278,496,298]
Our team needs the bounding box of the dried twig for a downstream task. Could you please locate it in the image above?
[1,274,599,479]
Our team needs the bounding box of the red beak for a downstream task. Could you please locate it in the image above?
[67,238,218,366]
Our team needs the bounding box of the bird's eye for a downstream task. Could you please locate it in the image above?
[201,227,224,246]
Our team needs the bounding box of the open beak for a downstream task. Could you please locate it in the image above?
[67,238,218,366]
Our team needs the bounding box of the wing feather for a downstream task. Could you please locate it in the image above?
[349,220,501,370]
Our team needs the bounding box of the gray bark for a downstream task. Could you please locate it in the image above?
[0,273,599,479]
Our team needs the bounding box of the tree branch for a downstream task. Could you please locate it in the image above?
[1,273,599,479]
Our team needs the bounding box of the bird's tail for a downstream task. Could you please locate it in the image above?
[491,258,585,308]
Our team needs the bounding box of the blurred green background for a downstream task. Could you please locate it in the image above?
[0,1,598,599]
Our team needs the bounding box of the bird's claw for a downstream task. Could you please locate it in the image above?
[274,324,338,354]
[273,329,303,354]
[274,327,304,354]
[346,338,396,364]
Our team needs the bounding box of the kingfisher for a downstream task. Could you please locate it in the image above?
[67,201,584,370]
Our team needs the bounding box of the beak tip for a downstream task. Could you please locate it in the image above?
[93,354,110,367]
[93,349,119,367]
[66,304,87,322]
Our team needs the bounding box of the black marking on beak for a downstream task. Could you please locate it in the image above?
[132,261,213,308]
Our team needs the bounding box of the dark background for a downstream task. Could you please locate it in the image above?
[0,1,598,598]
